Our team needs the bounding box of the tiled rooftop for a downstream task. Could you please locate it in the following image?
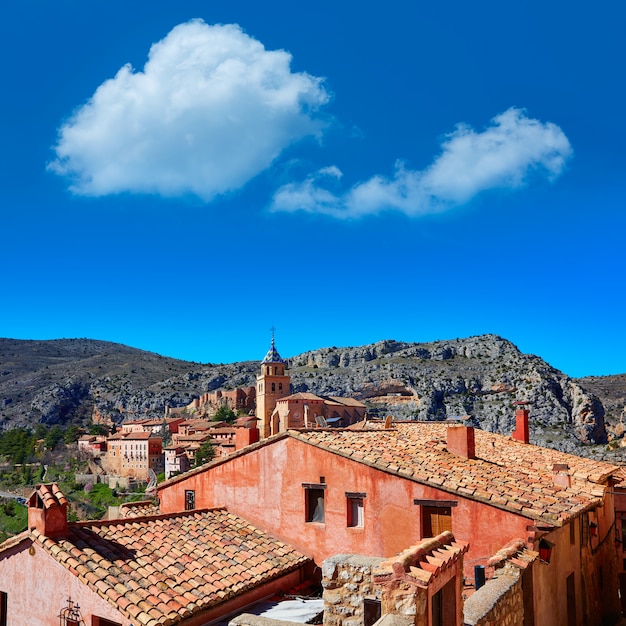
[373,531,468,588]
[291,422,618,525]
[325,396,366,408]
[277,392,325,402]
[17,508,310,626]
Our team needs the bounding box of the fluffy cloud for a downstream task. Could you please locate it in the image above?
[49,20,330,200]
[271,108,573,218]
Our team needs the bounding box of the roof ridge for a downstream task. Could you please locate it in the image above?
[73,506,228,528]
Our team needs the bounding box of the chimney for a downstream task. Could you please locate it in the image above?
[27,483,68,539]
[512,402,530,444]
[235,425,260,450]
[447,424,476,459]
[552,464,571,488]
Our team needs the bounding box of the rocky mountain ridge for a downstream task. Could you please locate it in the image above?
[1,335,625,460]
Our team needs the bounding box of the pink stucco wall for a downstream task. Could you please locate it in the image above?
[0,538,130,626]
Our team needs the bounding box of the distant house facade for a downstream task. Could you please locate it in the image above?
[77,434,107,456]
[105,431,163,480]
[158,414,621,626]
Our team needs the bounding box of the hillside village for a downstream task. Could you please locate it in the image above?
[1,336,626,626]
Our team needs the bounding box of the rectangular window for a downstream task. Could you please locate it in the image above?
[346,492,366,528]
[185,490,195,511]
[92,618,122,626]
[0,591,7,626]
[363,599,381,626]
[570,518,576,544]
[422,506,452,537]
[303,483,326,523]
[414,499,456,537]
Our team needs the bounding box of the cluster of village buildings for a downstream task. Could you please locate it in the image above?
[2,337,626,626]
[78,337,366,482]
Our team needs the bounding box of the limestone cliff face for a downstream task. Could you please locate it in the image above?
[286,335,608,450]
[0,335,612,455]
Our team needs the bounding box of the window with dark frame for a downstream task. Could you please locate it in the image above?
[570,518,576,545]
[414,499,457,537]
[92,618,123,626]
[303,483,326,523]
[0,591,6,626]
[185,490,195,511]
[346,492,366,528]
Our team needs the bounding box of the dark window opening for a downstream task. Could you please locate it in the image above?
[279,383,283,391]
[272,383,276,392]
[305,488,325,523]
[364,599,381,626]
[92,618,123,626]
[185,490,195,511]
[566,572,576,626]
[570,519,576,544]
[0,592,6,626]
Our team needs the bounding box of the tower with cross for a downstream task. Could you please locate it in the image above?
[256,328,291,438]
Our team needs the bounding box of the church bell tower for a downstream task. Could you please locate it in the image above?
[256,331,290,438]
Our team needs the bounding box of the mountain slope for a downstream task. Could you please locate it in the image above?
[1,335,624,459]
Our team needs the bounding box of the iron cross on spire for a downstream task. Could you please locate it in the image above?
[270,326,276,347]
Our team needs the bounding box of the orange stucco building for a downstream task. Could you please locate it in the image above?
[158,418,621,626]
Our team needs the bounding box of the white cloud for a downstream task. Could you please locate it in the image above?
[49,20,330,201]
[270,108,573,218]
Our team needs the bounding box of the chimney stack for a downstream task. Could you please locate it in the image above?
[235,424,260,450]
[27,483,68,539]
[552,464,571,488]
[512,402,530,444]
[447,424,476,459]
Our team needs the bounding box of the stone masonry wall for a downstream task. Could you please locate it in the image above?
[322,554,386,626]
[463,567,524,626]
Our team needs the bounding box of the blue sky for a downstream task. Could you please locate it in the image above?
[1,1,624,377]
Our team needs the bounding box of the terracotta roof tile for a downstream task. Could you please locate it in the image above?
[28,509,310,624]
[291,422,618,524]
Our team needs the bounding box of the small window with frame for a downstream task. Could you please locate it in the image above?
[303,483,326,523]
[346,492,365,528]
[414,499,456,537]
[185,490,195,511]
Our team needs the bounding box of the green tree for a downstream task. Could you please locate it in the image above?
[158,421,172,446]
[44,425,64,450]
[64,425,83,444]
[88,423,109,436]
[213,405,236,423]
[194,440,215,467]
[0,429,36,465]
